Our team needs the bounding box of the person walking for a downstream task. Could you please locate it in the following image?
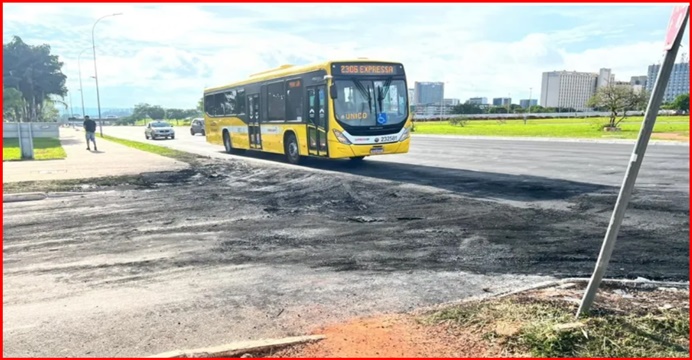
[83,115,97,151]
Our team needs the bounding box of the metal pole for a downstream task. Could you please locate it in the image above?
[576,6,689,318]
[91,13,122,137]
[68,90,74,121]
[78,48,89,119]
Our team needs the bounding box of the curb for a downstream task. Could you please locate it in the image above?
[413,277,689,314]
[3,191,91,203]
[147,335,326,358]
[3,192,47,203]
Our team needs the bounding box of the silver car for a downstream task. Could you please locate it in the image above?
[145,121,175,140]
[190,118,205,136]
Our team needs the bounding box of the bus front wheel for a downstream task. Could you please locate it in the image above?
[284,133,301,165]
[223,131,234,154]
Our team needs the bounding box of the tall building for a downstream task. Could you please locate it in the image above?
[597,68,614,88]
[540,69,613,110]
[630,75,648,94]
[630,75,647,86]
[519,99,538,108]
[467,97,488,105]
[492,97,511,106]
[414,82,444,105]
[646,61,689,103]
[408,88,415,103]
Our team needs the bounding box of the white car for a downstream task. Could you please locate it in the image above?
[145,121,175,140]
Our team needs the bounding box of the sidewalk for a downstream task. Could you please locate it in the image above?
[3,128,189,183]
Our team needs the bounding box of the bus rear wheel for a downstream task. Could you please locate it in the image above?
[284,133,301,165]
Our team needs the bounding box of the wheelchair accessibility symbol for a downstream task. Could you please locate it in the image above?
[377,113,388,125]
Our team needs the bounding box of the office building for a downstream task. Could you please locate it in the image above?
[597,68,614,88]
[630,75,648,94]
[539,69,613,111]
[646,61,689,103]
[492,97,511,106]
[467,97,488,105]
[519,99,538,108]
[414,81,444,105]
[443,98,460,106]
[408,88,415,102]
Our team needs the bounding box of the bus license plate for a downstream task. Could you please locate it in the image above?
[370,147,384,154]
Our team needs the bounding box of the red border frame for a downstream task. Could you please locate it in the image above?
[1,1,690,360]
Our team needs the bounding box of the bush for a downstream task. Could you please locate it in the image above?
[449,117,469,127]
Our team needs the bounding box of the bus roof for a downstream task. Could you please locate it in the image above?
[203,58,403,93]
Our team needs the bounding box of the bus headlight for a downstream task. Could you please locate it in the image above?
[400,126,411,141]
[333,129,352,145]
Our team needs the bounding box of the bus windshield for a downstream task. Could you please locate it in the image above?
[333,78,408,127]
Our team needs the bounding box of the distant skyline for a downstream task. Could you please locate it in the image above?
[3,3,689,109]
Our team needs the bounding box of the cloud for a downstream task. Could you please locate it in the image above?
[3,3,688,108]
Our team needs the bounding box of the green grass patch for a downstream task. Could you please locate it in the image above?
[101,134,202,164]
[413,116,689,139]
[425,291,689,358]
[3,137,67,161]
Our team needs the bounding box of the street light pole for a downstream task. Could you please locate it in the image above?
[77,48,90,119]
[524,87,533,124]
[91,12,122,137]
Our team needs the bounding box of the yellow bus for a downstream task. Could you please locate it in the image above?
[202,59,412,164]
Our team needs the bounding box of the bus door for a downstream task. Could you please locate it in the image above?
[306,86,328,156]
[248,93,262,149]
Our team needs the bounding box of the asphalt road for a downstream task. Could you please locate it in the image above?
[3,126,689,357]
[104,125,688,191]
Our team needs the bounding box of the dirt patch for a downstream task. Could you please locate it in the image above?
[269,314,498,358]
[651,132,689,141]
[270,283,689,358]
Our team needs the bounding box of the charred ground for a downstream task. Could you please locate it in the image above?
[3,156,689,357]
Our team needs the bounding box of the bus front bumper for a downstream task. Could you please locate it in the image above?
[329,137,411,158]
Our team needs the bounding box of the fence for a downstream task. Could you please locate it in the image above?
[3,122,61,160]
[411,110,686,122]
[4,122,60,139]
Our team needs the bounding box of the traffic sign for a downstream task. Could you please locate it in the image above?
[664,5,689,50]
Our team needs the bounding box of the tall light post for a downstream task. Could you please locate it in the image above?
[524,87,533,124]
[77,48,90,119]
[92,12,122,137]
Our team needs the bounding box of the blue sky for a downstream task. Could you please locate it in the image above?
[3,3,689,110]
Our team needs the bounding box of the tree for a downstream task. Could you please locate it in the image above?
[671,93,689,114]
[165,108,186,120]
[451,102,483,115]
[131,103,165,121]
[197,97,204,113]
[184,108,202,118]
[3,36,67,122]
[40,98,61,122]
[587,85,648,128]
[3,86,25,121]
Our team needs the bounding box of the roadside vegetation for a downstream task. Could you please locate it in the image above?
[3,137,66,161]
[101,134,202,164]
[413,115,689,140]
[424,286,689,358]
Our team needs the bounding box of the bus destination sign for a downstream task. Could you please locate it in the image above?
[332,63,403,76]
